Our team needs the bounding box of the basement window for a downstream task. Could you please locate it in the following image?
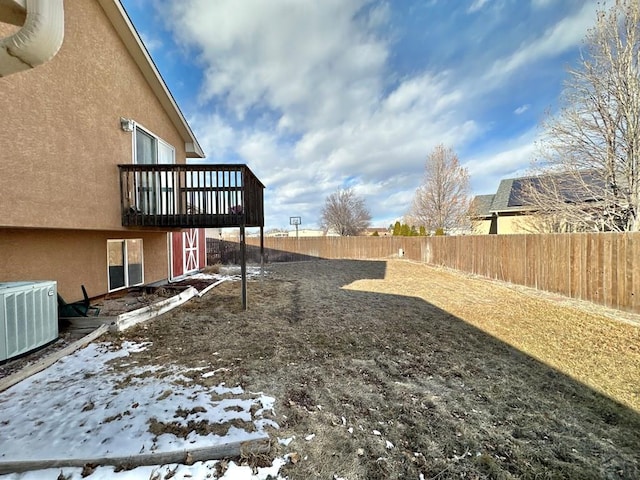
[107,239,144,291]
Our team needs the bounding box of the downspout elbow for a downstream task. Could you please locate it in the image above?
[0,0,64,77]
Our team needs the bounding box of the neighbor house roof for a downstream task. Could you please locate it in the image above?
[97,0,205,158]
[471,194,495,218]
[491,177,532,213]
[473,171,607,218]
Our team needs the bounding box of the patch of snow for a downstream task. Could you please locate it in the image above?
[0,457,288,480]
[0,341,283,478]
[202,367,231,378]
[278,436,294,446]
[190,266,265,283]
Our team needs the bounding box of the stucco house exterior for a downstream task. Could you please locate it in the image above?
[470,178,536,235]
[471,172,607,234]
[0,0,263,303]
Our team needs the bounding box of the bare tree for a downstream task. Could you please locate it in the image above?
[411,144,471,233]
[320,188,371,236]
[531,0,640,232]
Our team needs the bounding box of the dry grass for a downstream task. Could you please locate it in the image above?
[345,260,640,411]
[201,264,222,275]
[116,259,640,479]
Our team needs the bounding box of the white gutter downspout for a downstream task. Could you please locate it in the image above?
[0,0,64,77]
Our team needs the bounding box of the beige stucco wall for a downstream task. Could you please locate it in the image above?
[471,219,492,235]
[0,229,169,300]
[496,215,536,234]
[0,0,187,230]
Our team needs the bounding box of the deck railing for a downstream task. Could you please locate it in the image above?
[118,164,264,228]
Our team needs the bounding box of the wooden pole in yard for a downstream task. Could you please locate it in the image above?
[260,225,265,276]
[240,225,247,310]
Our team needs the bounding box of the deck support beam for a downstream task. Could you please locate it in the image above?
[240,225,247,310]
[260,226,264,273]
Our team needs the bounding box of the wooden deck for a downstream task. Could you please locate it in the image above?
[118,164,264,228]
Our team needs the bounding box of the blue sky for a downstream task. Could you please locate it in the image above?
[121,0,600,231]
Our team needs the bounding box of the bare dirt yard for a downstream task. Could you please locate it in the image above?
[113,259,640,479]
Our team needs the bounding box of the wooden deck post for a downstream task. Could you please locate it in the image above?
[240,225,247,310]
[260,226,265,275]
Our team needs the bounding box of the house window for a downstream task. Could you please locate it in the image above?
[107,239,144,291]
[133,125,176,215]
[134,125,175,165]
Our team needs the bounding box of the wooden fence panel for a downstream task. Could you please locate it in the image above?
[603,234,614,308]
[632,234,640,312]
[244,232,640,313]
[616,234,628,311]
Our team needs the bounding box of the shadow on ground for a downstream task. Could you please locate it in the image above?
[119,259,640,480]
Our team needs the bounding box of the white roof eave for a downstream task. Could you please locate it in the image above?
[96,0,205,159]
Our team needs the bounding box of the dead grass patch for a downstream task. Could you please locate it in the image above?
[118,259,640,479]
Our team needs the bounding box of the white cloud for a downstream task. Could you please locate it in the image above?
[149,0,591,229]
[464,128,539,193]
[531,0,555,8]
[468,0,491,13]
[514,104,530,115]
[138,30,163,53]
[484,1,597,85]
[166,0,388,130]
[168,0,482,229]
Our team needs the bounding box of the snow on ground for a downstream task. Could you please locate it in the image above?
[192,266,265,283]
[0,340,287,480]
[3,458,288,480]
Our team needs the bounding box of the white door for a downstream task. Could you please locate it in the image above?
[183,229,199,274]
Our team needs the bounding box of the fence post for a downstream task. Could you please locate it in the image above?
[240,225,247,310]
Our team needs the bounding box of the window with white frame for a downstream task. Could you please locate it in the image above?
[107,239,144,291]
[133,124,176,214]
[134,125,175,164]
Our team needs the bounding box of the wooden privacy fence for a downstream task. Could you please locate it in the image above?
[244,233,640,313]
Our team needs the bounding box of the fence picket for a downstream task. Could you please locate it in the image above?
[229,233,639,313]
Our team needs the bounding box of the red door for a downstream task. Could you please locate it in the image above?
[170,229,205,280]
[171,232,184,279]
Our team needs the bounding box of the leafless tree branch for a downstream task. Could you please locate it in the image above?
[320,188,372,236]
[532,0,640,232]
[411,144,471,233]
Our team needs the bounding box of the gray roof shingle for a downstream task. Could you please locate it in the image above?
[470,171,610,220]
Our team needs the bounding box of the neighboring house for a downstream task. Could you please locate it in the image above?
[362,227,390,236]
[0,0,263,303]
[289,229,327,237]
[471,173,604,234]
[263,229,335,237]
[472,177,544,234]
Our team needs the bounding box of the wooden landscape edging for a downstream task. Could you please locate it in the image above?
[0,278,266,475]
[0,437,271,474]
[198,279,227,297]
[110,286,199,332]
[2,282,215,392]
[0,325,109,394]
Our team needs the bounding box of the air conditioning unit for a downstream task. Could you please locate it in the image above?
[0,281,58,362]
